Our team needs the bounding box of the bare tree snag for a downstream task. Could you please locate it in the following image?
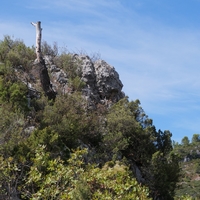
[31,21,43,62]
[31,21,56,100]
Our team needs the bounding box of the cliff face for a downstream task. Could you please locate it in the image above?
[25,54,125,107]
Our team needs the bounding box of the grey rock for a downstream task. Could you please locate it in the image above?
[94,59,124,102]
[44,55,54,66]
[24,126,36,135]
[77,55,96,85]
[72,54,124,106]
[18,53,125,107]
[50,65,60,72]
[53,71,67,84]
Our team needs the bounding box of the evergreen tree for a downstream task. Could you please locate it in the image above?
[192,134,200,144]
[181,136,190,146]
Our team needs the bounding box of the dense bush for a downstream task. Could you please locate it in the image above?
[24,146,152,200]
[0,35,35,68]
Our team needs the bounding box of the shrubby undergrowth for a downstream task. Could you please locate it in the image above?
[0,36,190,199]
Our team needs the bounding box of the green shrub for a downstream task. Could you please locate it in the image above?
[25,146,152,200]
[0,35,35,68]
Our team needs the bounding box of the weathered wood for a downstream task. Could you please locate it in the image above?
[31,21,56,100]
[31,21,42,62]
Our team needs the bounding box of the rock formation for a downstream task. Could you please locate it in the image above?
[26,53,125,108]
[13,52,124,110]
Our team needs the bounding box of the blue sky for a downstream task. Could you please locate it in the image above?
[1,0,200,143]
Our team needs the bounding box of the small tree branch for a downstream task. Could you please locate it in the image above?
[31,22,36,26]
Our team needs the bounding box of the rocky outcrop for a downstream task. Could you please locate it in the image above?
[16,53,124,108]
[73,54,124,107]
[94,59,124,102]
[44,54,125,107]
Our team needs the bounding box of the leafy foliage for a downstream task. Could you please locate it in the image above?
[192,134,200,144]
[182,136,190,146]
[42,92,101,149]
[173,135,200,199]
[24,146,152,200]
[102,97,180,199]
[0,35,35,68]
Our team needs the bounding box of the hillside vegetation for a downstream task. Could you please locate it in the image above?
[173,135,200,199]
[0,35,196,200]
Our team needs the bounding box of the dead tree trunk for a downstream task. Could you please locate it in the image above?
[31,21,43,62]
[31,21,56,100]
